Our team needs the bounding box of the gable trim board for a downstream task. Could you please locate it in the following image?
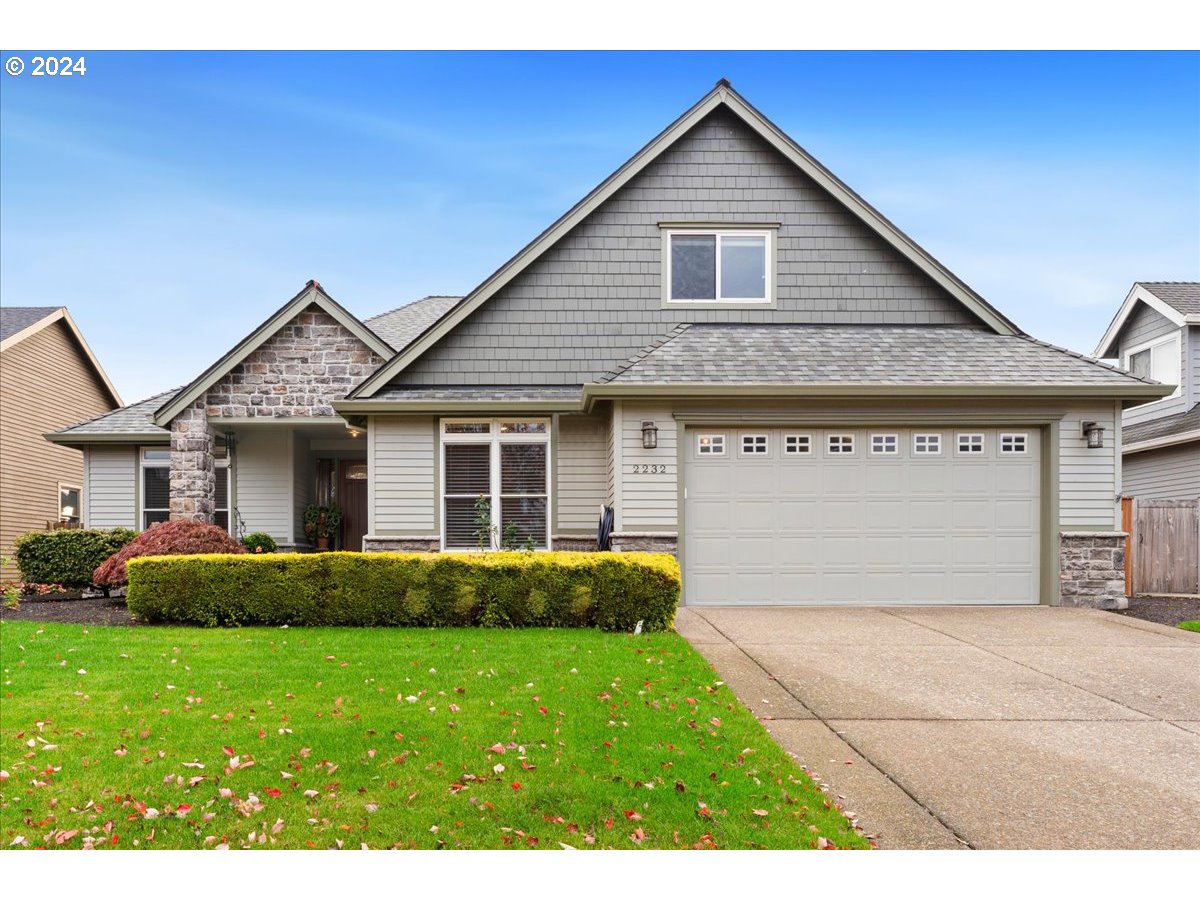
[153,281,394,426]
[1095,282,1200,359]
[0,307,122,407]
[350,81,1021,399]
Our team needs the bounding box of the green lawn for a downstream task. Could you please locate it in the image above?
[0,621,866,850]
[1179,621,1200,633]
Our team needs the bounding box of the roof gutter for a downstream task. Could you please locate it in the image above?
[1121,429,1200,456]
[45,431,170,447]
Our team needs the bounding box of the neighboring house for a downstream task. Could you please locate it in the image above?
[47,82,1171,609]
[1094,282,1200,500]
[1,306,122,578]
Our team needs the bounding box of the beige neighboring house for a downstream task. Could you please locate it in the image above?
[0,307,121,579]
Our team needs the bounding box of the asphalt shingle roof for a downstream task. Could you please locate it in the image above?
[602,325,1162,387]
[1139,282,1200,316]
[50,388,179,439]
[364,296,460,351]
[1123,403,1200,445]
[1,306,60,342]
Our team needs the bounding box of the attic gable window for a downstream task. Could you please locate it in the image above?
[665,229,771,303]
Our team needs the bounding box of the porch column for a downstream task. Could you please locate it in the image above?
[169,403,216,523]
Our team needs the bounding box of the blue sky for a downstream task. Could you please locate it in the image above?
[2,50,1197,402]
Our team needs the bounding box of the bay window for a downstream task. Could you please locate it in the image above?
[441,419,550,551]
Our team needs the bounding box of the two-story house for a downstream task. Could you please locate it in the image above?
[1094,282,1200,500]
[47,82,1170,609]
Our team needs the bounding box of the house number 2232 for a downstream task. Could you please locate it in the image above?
[629,464,667,475]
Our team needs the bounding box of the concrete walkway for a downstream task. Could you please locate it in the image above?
[677,606,1200,849]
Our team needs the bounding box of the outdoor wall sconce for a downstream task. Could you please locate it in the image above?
[1081,421,1105,449]
[346,425,363,439]
[641,420,659,450]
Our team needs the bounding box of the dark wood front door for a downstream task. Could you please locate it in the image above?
[340,460,368,551]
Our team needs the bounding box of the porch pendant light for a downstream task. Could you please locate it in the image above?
[641,421,658,450]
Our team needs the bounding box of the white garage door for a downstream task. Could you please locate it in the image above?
[684,427,1041,606]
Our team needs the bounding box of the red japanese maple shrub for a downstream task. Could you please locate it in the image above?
[93,520,245,588]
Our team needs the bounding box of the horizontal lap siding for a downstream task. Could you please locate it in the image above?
[235,429,292,542]
[1123,444,1200,499]
[85,445,136,528]
[619,401,678,530]
[1060,402,1119,528]
[1,320,117,574]
[371,416,435,533]
[556,414,608,533]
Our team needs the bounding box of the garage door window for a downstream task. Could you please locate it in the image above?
[870,433,899,456]
[957,433,985,455]
[913,433,942,455]
[784,434,812,455]
[697,434,726,455]
[1000,433,1028,455]
[741,434,769,456]
[827,434,855,455]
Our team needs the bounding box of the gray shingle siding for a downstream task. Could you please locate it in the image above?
[392,108,983,388]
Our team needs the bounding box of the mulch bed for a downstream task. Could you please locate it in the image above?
[1111,595,1200,629]
[0,593,136,626]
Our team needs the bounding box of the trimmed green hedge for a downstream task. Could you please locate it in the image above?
[13,528,138,588]
[126,551,680,631]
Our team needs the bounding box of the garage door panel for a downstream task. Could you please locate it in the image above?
[684,426,1040,606]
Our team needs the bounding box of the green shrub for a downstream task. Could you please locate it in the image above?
[126,551,680,631]
[13,528,137,588]
[242,532,278,554]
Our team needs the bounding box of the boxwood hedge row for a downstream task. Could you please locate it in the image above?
[126,551,680,631]
[13,528,137,588]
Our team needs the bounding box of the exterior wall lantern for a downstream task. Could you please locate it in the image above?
[1081,421,1105,449]
[641,421,659,450]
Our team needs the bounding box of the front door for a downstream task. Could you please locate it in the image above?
[340,460,368,551]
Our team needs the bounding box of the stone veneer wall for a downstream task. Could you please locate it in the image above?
[363,537,440,553]
[205,306,385,418]
[610,533,678,555]
[169,403,215,522]
[169,304,386,523]
[1059,532,1128,610]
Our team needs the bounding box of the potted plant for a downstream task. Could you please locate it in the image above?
[303,504,343,550]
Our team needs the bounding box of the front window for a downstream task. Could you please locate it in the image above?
[441,419,549,551]
[667,230,769,302]
[59,485,81,527]
[140,447,230,531]
[1125,334,1181,399]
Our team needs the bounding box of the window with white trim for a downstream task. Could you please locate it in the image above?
[957,433,985,455]
[697,434,726,456]
[1124,333,1181,399]
[784,434,812,455]
[441,419,549,551]
[741,434,769,455]
[827,434,855,455]
[999,433,1028,455]
[667,230,770,302]
[140,446,229,531]
[58,484,81,527]
[913,433,942,455]
[870,433,899,456]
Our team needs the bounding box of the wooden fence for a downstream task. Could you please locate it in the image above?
[1124,497,1200,597]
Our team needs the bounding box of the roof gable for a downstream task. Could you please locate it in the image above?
[1094,282,1198,358]
[153,281,393,426]
[0,306,121,406]
[350,81,1020,399]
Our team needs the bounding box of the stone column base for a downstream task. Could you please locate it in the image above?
[362,536,440,553]
[1060,531,1128,610]
[610,532,678,555]
[552,535,598,551]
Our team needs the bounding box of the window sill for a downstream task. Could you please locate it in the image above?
[662,299,776,311]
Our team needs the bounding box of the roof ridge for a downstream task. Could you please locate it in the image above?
[1012,333,1160,386]
[598,324,692,384]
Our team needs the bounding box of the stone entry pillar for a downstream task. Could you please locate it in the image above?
[170,403,216,523]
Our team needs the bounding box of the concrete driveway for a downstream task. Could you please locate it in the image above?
[677,606,1200,849]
